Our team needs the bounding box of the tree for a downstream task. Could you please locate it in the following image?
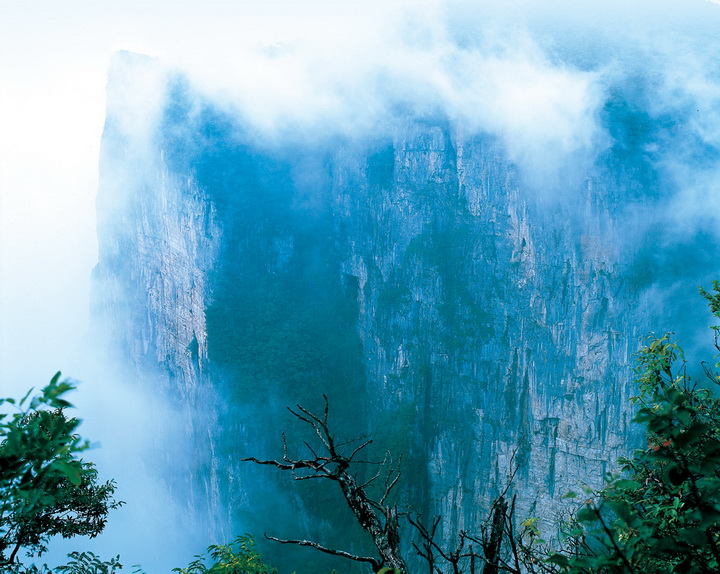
[407,494,524,574]
[545,282,720,573]
[243,398,529,574]
[0,373,123,568]
[243,397,407,573]
[172,534,278,574]
[0,551,123,574]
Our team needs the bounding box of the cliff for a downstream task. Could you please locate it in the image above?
[93,49,720,567]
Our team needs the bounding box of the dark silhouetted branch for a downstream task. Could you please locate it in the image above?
[264,534,381,571]
[243,397,407,572]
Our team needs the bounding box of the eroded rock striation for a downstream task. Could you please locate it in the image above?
[93,50,720,562]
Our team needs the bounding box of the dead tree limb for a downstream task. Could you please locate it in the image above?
[408,514,443,573]
[264,534,381,571]
[409,513,491,574]
[481,496,508,574]
[243,395,407,573]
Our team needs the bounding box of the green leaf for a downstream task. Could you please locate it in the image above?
[614,479,642,491]
[51,460,82,486]
[547,554,570,567]
[678,527,708,548]
[607,500,633,523]
[19,386,35,407]
[576,506,599,523]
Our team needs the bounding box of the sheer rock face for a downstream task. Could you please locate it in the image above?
[330,124,638,529]
[94,53,716,549]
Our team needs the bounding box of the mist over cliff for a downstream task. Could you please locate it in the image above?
[92,1,720,571]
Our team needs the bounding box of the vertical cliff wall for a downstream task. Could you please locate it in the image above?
[93,39,720,568]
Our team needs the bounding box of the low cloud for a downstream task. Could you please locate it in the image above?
[135,0,720,194]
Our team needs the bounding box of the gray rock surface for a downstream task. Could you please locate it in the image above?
[93,51,719,565]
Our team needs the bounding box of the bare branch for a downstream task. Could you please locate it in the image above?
[264,534,381,571]
[504,495,521,574]
[282,432,289,462]
[348,439,374,461]
[240,456,302,472]
[303,441,320,459]
[359,467,384,490]
[246,398,408,572]
[288,405,332,452]
[292,475,329,481]
[497,447,520,502]
[408,514,446,560]
[381,456,402,506]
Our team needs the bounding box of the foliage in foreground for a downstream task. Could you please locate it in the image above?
[0,374,122,569]
[542,282,720,573]
[172,535,278,574]
[1,551,124,574]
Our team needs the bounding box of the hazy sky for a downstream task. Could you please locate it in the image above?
[0,0,425,391]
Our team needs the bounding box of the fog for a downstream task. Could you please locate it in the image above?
[3,0,720,571]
